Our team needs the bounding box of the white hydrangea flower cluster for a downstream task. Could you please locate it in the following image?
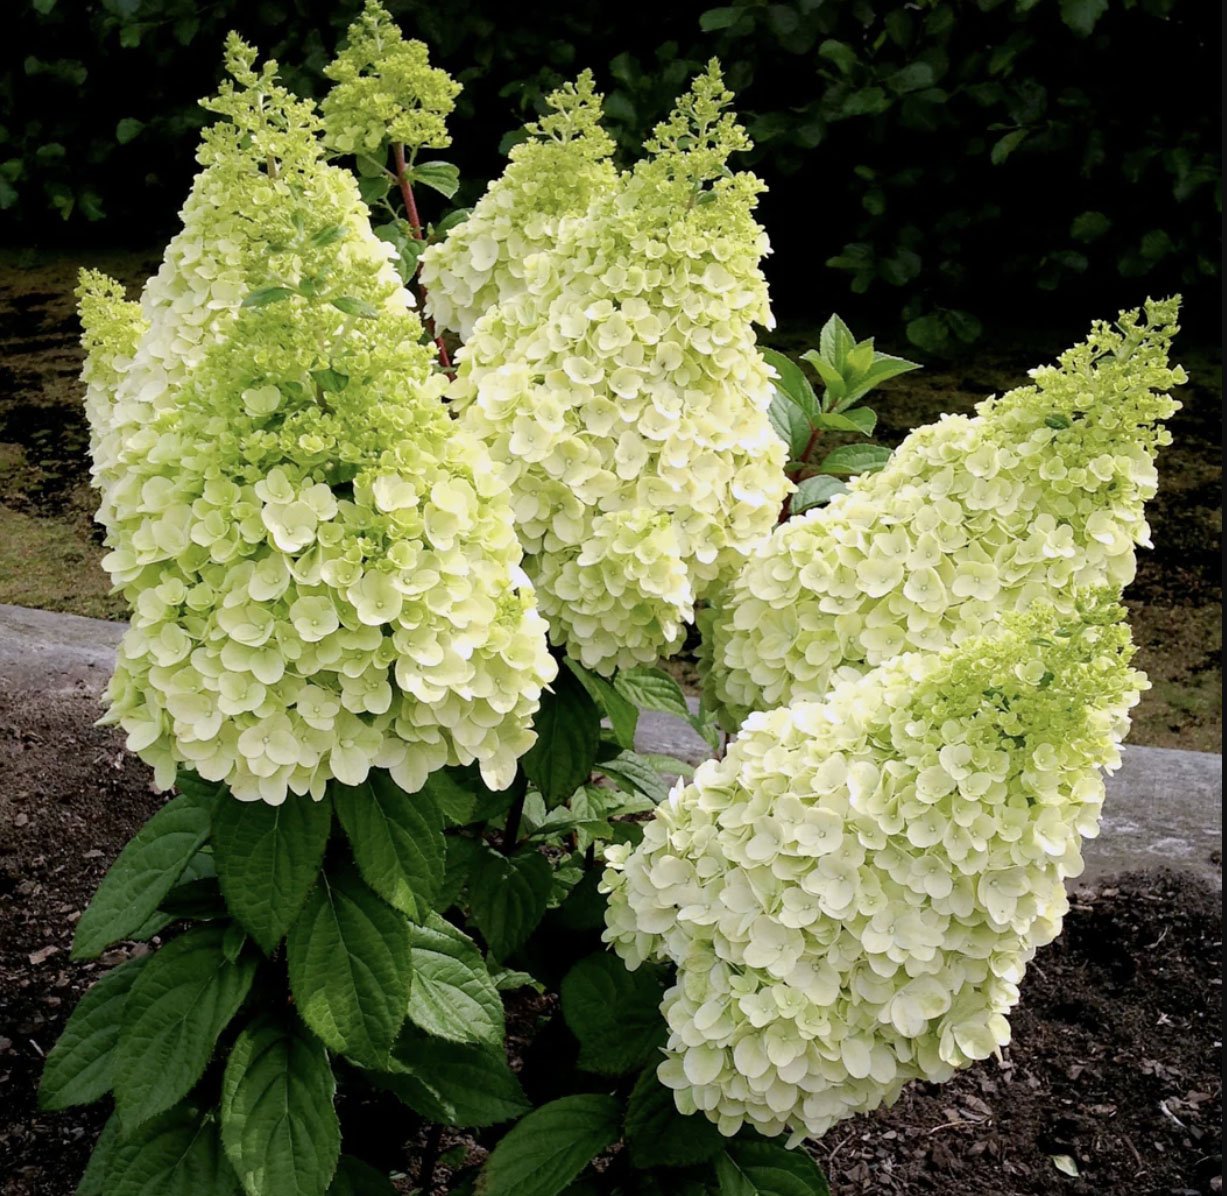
[448,63,791,674]
[78,38,555,804]
[418,71,616,342]
[604,593,1143,1140]
[703,299,1183,725]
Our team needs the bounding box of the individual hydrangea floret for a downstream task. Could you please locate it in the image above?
[321,0,461,157]
[449,62,791,674]
[604,592,1144,1141]
[419,71,617,342]
[703,299,1183,725]
[78,37,554,804]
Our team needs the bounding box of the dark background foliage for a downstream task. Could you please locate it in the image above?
[3,0,1220,344]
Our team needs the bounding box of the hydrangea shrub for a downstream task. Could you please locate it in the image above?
[45,7,1182,1195]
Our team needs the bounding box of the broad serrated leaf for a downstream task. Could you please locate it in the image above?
[411,160,460,199]
[375,1026,528,1127]
[73,790,214,960]
[565,659,638,750]
[40,954,149,1110]
[624,1066,723,1168]
[816,443,892,477]
[768,390,812,458]
[560,954,667,1076]
[287,866,412,1068]
[439,834,484,909]
[1059,0,1108,36]
[405,912,504,1047]
[310,223,347,247]
[613,666,690,722]
[430,206,471,240]
[811,409,874,435]
[523,666,601,806]
[77,1111,120,1195]
[760,347,820,420]
[838,353,918,408]
[242,286,295,308]
[790,475,848,516]
[212,794,331,953]
[594,751,670,805]
[106,1104,240,1196]
[311,367,349,394]
[421,768,478,825]
[715,1140,830,1196]
[800,349,848,404]
[333,772,444,919]
[326,1156,398,1196]
[220,1014,340,1196]
[468,848,552,961]
[113,926,257,1130]
[476,1094,621,1196]
[817,313,855,371]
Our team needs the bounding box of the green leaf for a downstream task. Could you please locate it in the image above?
[242,286,296,308]
[715,1140,830,1196]
[816,443,892,477]
[421,768,478,825]
[410,160,460,199]
[212,793,332,953]
[838,353,919,408]
[759,348,820,420]
[817,313,855,371]
[801,351,847,401]
[333,772,444,919]
[811,410,874,434]
[1071,210,1111,242]
[310,223,347,247]
[115,118,144,144]
[623,1066,723,1168]
[311,367,349,394]
[468,848,552,961]
[330,296,380,319]
[768,390,812,459]
[565,659,638,750]
[430,206,471,240]
[1059,0,1108,36]
[439,834,484,908]
[594,751,670,805]
[73,790,214,960]
[106,1104,240,1196]
[376,1026,528,1127]
[405,912,504,1047]
[357,175,390,206]
[790,475,848,515]
[77,1111,120,1195]
[560,954,667,1076]
[990,128,1029,165]
[699,6,742,30]
[40,955,149,1110]
[326,1157,397,1196]
[522,665,601,805]
[287,866,412,1068]
[477,1094,621,1196]
[220,1014,340,1196]
[817,39,858,75]
[113,926,256,1130]
[613,666,689,723]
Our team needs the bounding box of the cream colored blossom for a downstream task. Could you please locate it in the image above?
[703,299,1183,724]
[449,62,791,674]
[604,593,1144,1140]
[78,37,554,805]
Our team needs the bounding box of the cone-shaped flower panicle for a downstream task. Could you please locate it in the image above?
[78,37,554,804]
[603,591,1144,1141]
[321,0,461,157]
[704,299,1183,725]
[449,62,791,674]
[419,71,617,342]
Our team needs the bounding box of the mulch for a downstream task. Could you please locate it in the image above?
[0,685,1221,1196]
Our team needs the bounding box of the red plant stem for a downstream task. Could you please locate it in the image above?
[392,142,453,375]
[779,427,823,522]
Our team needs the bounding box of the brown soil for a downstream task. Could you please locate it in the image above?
[1,686,1221,1196]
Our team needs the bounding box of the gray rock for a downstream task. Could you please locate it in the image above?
[1,602,1220,886]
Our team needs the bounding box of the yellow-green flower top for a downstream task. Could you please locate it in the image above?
[78,39,554,805]
[321,0,461,156]
[449,62,790,674]
[604,590,1143,1141]
[704,298,1183,725]
[420,71,617,341]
